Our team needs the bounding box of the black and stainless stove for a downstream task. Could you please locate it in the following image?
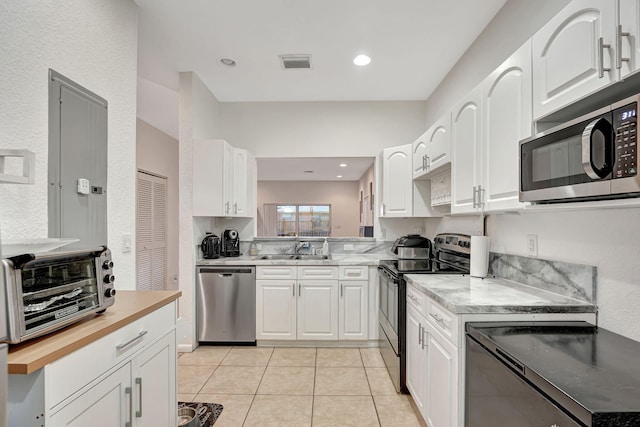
[378,233,471,393]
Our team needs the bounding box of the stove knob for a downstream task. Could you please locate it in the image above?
[102,260,114,270]
[104,274,115,284]
[104,288,117,298]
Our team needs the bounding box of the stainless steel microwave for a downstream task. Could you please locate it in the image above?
[520,94,640,203]
[1,246,116,343]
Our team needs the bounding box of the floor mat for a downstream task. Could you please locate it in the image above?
[178,401,224,426]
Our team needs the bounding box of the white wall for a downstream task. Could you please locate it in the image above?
[220,101,428,157]
[136,119,179,291]
[137,77,179,139]
[0,0,138,288]
[257,181,360,237]
[424,0,640,341]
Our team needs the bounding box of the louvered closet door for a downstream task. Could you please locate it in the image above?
[137,171,167,291]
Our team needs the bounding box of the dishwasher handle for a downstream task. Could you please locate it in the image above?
[198,267,255,275]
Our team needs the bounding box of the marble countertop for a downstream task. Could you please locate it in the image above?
[196,254,387,266]
[405,274,597,314]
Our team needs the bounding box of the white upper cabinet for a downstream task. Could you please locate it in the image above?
[482,40,532,212]
[451,86,483,214]
[532,0,616,120]
[413,115,452,180]
[193,139,255,217]
[618,0,640,78]
[381,144,413,217]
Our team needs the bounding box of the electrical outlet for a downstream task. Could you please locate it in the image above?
[527,234,538,257]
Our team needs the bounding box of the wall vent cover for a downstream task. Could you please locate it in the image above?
[280,54,312,69]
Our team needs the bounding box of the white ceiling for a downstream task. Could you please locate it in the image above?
[135,0,507,102]
[257,157,375,181]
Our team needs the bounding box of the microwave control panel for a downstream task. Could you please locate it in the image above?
[613,102,637,178]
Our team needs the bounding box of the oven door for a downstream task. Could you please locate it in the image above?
[466,335,582,426]
[520,109,614,203]
[378,267,399,352]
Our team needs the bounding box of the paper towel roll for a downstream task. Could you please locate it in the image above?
[470,236,490,278]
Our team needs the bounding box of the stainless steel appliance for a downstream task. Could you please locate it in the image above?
[466,322,640,426]
[378,233,470,393]
[200,232,221,259]
[520,93,640,203]
[221,228,240,257]
[1,246,116,344]
[196,265,255,343]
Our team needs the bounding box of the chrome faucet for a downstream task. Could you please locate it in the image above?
[294,241,310,254]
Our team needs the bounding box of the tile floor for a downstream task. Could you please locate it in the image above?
[178,346,426,426]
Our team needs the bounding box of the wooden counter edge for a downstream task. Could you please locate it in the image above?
[8,290,182,375]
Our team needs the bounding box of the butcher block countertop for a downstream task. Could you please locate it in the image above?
[8,290,181,374]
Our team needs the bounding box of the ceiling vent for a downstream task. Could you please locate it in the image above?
[280,54,312,69]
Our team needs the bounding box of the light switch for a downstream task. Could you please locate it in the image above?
[122,233,132,254]
[77,178,90,195]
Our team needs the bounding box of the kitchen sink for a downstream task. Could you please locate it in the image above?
[258,254,331,260]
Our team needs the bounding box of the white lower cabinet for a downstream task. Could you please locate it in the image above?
[405,304,427,416]
[256,280,297,340]
[49,362,130,426]
[9,301,178,427]
[405,281,597,427]
[256,265,370,342]
[49,330,176,427]
[425,327,458,427]
[338,265,368,340]
[297,280,338,340]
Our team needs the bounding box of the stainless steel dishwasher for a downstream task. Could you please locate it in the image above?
[196,265,256,343]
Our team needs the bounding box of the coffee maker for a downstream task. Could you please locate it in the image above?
[221,228,240,257]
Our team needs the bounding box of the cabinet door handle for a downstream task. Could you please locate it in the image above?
[340,283,343,297]
[125,386,133,427]
[472,186,477,208]
[478,185,485,208]
[234,202,238,214]
[135,377,143,418]
[422,329,428,350]
[293,283,296,297]
[617,25,631,69]
[425,155,431,171]
[599,37,611,78]
[116,330,148,351]
[422,154,427,170]
[298,283,301,296]
[418,324,423,345]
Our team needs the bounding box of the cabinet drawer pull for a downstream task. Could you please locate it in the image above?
[116,330,148,351]
[430,313,445,324]
[135,377,143,418]
[125,386,133,427]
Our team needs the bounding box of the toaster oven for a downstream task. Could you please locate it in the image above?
[1,246,116,344]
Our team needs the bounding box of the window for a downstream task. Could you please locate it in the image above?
[265,204,331,237]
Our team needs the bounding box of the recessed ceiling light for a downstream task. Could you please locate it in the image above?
[353,54,371,66]
[339,163,347,167]
[337,175,343,178]
[219,58,237,67]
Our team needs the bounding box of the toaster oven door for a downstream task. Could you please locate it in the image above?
[16,256,102,340]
